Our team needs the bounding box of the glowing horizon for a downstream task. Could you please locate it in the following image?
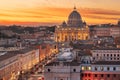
[0,0,120,26]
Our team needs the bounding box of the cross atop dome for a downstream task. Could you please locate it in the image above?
[74,6,76,10]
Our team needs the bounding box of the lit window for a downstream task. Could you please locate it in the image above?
[82,66,85,70]
[88,66,91,70]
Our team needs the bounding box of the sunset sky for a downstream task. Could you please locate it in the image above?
[0,0,120,26]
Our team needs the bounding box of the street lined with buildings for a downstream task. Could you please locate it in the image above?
[0,7,120,80]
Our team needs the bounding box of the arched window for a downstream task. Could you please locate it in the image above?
[107,67,110,71]
[73,69,76,72]
[48,69,50,72]
[113,67,116,71]
[95,67,97,71]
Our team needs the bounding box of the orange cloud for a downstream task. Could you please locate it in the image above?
[0,7,120,26]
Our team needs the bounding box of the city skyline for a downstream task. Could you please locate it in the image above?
[0,0,120,26]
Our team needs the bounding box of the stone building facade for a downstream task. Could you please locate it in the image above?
[55,7,89,42]
[44,48,120,80]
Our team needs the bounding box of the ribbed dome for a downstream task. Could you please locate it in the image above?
[67,7,83,27]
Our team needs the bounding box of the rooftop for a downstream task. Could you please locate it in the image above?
[0,47,38,62]
[0,52,18,62]
[93,61,120,65]
[92,47,120,50]
[45,60,80,66]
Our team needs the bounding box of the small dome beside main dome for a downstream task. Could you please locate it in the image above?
[67,7,83,27]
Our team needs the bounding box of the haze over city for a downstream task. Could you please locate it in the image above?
[0,0,120,26]
[1,0,120,80]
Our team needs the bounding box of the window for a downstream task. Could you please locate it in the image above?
[113,67,116,71]
[113,74,116,77]
[88,74,91,77]
[107,67,110,71]
[111,54,112,57]
[54,45,57,49]
[81,74,84,77]
[82,66,85,70]
[97,54,99,56]
[104,54,105,56]
[111,58,112,60]
[95,74,97,77]
[101,74,104,77]
[88,66,91,70]
[73,69,76,72]
[100,66,104,71]
[107,74,110,77]
[48,69,50,72]
[95,67,97,71]
[117,54,119,57]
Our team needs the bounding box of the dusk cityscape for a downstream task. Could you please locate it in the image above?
[0,0,120,80]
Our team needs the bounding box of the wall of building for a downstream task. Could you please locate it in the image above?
[91,49,120,61]
[0,54,20,80]
[44,62,80,80]
[55,27,89,42]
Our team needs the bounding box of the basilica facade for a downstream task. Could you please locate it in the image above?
[55,7,89,42]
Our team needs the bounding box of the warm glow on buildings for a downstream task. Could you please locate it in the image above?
[55,7,89,42]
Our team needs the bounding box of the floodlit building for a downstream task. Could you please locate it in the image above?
[0,52,20,80]
[55,7,89,42]
[0,47,39,80]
